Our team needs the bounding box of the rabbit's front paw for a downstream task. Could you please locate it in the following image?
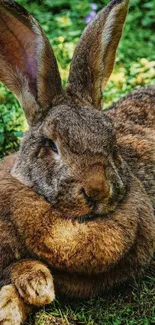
[14,265,55,306]
[0,284,27,325]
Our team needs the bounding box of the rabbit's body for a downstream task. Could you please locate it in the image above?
[0,86,155,300]
[0,156,155,301]
[0,0,155,324]
[107,85,155,211]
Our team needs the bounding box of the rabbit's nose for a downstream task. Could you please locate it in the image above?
[81,172,111,206]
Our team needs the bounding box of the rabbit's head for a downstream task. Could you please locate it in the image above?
[0,0,129,218]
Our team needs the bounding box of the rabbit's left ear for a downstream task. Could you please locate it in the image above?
[67,0,129,110]
[0,0,62,124]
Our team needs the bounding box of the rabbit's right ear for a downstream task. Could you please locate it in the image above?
[67,0,129,110]
[0,0,62,125]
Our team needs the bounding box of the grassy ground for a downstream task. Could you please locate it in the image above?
[24,262,155,325]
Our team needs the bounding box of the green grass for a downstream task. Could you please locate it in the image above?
[24,263,155,325]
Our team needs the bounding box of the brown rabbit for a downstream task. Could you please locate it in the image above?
[0,0,155,324]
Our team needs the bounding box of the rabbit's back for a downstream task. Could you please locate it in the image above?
[107,85,155,128]
[106,85,155,210]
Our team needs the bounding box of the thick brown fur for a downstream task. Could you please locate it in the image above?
[107,86,155,210]
[0,0,155,324]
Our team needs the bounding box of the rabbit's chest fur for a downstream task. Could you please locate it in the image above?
[1,173,153,298]
[7,174,154,274]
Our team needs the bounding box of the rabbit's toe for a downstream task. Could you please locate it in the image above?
[15,267,55,306]
[0,284,26,325]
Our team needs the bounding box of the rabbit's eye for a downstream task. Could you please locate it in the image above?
[43,138,58,154]
[48,140,58,154]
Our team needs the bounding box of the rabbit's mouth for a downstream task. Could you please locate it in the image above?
[69,193,126,222]
[48,180,127,221]
[85,183,126,217]
[87,186,126,219]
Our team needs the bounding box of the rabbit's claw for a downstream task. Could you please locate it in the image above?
[14,267,55,306]
[0,284,26,325]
